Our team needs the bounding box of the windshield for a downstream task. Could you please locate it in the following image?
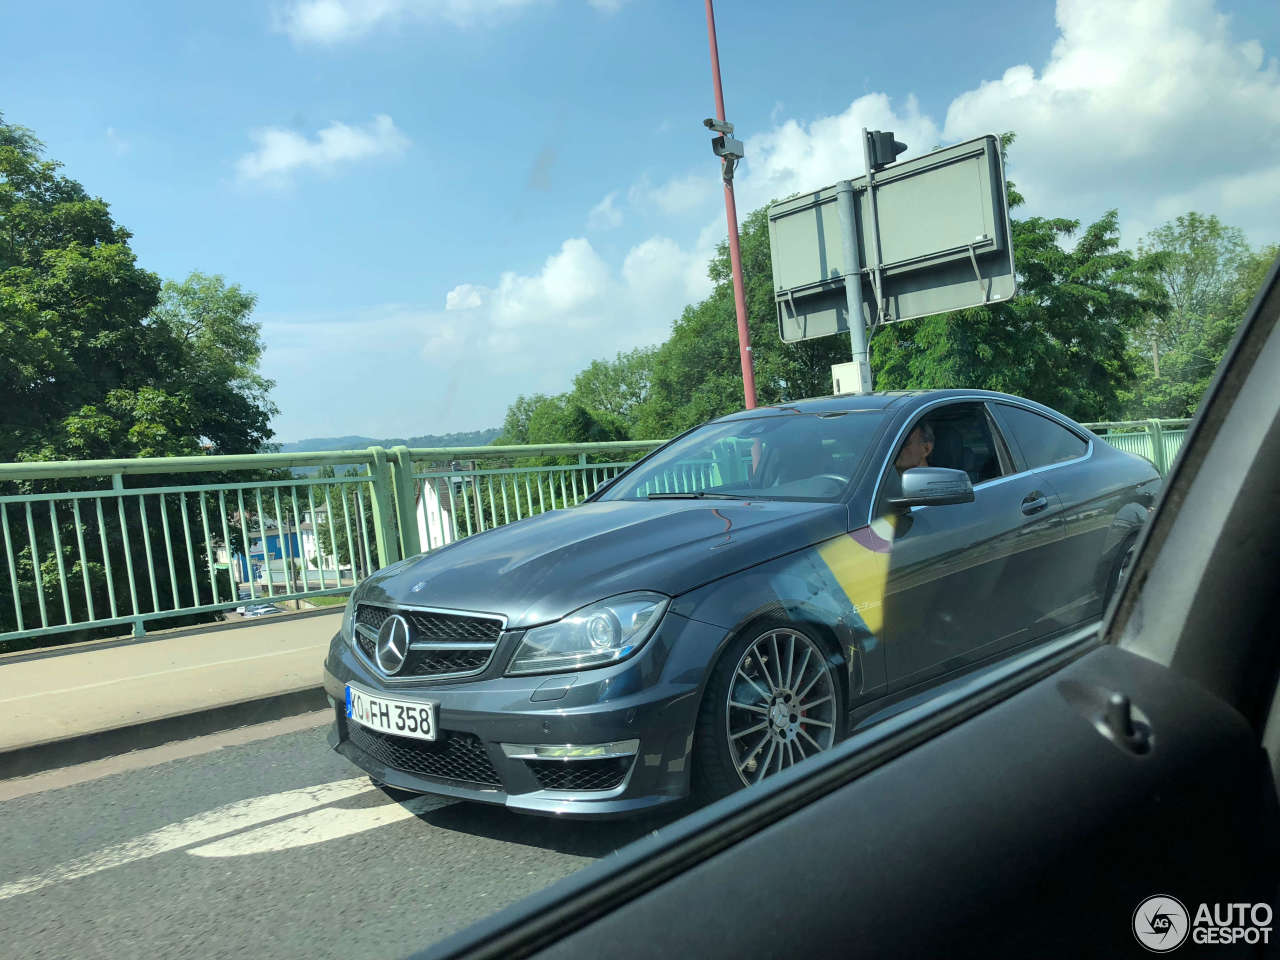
[597,411,886,502]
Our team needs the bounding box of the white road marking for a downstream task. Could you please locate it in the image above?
[0,777,371,902]
[0,646,326,704]
[188,794,454,857]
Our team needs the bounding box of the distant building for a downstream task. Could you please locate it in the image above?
[216,507,349,593]
[416,479,457,551]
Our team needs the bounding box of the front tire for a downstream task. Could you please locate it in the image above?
[693,622,844,801]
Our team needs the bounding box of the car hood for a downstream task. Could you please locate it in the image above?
[359,498,848,628]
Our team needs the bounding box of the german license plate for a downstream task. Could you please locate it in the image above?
[345,683,437,741]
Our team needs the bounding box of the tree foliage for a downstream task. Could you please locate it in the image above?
[0,116,278,648]
[1120,214,1273,418]
[630,206,848,439]
[871,208,1167,422]
[496,393,628,449]
[0,116,275,463]
[571,346,659,423]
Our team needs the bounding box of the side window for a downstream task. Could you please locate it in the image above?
[990,404,1088,469]
[919,403,1006,484]
[881,403,1006,503]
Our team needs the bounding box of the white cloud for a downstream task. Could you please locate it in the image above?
[587,192,623,230]
[732,92,942,214]
[445,284,486,310]
[939,0,1280,244]
[277,0,619,43]
[622,236,710,305]
[105,127,130,155]
[435,234,710,379]
[628,171,721,217]
[236,115,409,182]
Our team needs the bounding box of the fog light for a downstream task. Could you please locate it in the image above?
[501,739,639,761]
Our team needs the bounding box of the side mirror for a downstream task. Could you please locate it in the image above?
[886,467,975,508]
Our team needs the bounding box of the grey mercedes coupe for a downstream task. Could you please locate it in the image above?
[323,390,1160,816]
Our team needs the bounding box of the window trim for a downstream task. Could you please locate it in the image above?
[867,396,1094,525]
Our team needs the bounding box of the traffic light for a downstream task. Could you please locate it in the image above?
[866,130,908,171]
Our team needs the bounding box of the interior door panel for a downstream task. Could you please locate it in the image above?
[516,645,1279,960]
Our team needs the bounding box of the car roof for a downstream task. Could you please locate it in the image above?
[711,388,1023,422]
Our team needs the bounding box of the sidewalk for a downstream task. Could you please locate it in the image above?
[0,611,340,778]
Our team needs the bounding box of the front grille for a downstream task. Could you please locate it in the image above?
[525,757,632,792]
[356,604,393,631]
[355,603,503,679]
[347,723,502,789]
[403,649,492,676]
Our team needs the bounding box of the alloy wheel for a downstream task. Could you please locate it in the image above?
[725,627,837,786]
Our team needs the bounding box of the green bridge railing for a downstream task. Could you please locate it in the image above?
[0,420,1188,647]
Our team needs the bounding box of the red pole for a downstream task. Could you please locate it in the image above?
[705,0,757,410]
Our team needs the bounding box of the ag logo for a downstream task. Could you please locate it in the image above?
[1133,895,1190,952]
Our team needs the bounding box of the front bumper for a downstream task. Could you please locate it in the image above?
[323,611,724,817]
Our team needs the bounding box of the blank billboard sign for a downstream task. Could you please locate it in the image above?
[768,135,1015,343]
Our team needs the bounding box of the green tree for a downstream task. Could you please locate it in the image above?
[496,392,627,458]
[871,207,1166,422]
[1121,214,1272,418]
[495,393,549,446]
[149,272,277,454]
[0,117,278,646]
[571,346,659,422]
[527,395,627,446]
[631,206,848,438]
[0,118,275,462]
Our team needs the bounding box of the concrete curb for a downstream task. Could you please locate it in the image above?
[0,685,331,780]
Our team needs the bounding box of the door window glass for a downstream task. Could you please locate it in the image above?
[991,404,1088,469]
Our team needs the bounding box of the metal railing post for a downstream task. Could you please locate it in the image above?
[389,446,421,559]
[1145,420,1168,475]
[366,447,401,569]
[111,473,145,637]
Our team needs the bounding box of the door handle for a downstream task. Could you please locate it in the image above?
[1020,493,1048,515]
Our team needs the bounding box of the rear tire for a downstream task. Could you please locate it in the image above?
[693,620,845,803]
[1104,537,1138,609]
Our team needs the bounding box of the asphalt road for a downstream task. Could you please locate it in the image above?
[0,713,679,960]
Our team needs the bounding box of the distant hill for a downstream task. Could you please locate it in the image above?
[277,428,500,454]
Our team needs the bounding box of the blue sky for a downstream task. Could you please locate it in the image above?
[4,0,1278,441]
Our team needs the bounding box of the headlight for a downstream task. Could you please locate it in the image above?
[506,592,669,676]
[340,591,358,642]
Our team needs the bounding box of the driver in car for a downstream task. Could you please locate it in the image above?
[894,421,935,475]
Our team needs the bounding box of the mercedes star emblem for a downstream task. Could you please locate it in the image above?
[375,614,411,675]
